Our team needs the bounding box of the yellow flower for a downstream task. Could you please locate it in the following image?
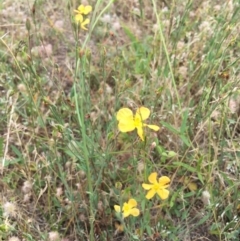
[142,172,170,200]
[74,4,92,30]
[116,107,160,141]
[114,199,140,218]
[79,18,90,30]
[74,4,92,16]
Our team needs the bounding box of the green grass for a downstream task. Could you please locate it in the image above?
[0,0,240,240]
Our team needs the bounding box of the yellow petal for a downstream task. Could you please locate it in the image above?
[117,108,136,132]
[81,18,90,30]
[136,126,144,141]
[146,124,160,131]
[118,121,135,132]
[158,176,170,187]
[128,199,137,208]
[117,108,134,121]
[129,208,140,217]
[114,205,121,213]
[156,188,169,200]
[122,202,128,212]
[146,189,156,199]
[123,210,130,218]
[83,5,92,14]
[142,183,153,190]
[148,172,157,184]
[187,182,197,191]
[77,5,85,13]
[135,107,150,121]
[75,14,83,23]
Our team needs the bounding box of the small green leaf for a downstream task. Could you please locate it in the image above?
[10,145,23,158]
[180,134,191,147]
[173,162,196,173]
[167,151,177,157]
[160,121,180,135]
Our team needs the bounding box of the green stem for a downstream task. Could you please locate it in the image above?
[74,49,95,241]
[151,0,181,111]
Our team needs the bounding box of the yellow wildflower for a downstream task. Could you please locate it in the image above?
[116,107,160,141]
[74,4,92,30]
[79,18,90,30]
[75,5,92,15]
[114,198,140,218]
[142,172,170,200]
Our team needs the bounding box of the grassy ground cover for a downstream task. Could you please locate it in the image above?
[0,0,240,240]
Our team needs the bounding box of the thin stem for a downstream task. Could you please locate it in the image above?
[151,0,181,111]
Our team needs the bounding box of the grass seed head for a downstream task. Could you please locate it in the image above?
[3,202,17,218]
[22,180,33,194]
[48,231,60,241]
[202,190,211,205]
[8,237,21,241]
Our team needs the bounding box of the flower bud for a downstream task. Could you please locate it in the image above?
[115,181,122,190]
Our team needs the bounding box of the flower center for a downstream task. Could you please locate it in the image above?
[123,204,130,212]
[153,183,160,190]
[134,116,143,127]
